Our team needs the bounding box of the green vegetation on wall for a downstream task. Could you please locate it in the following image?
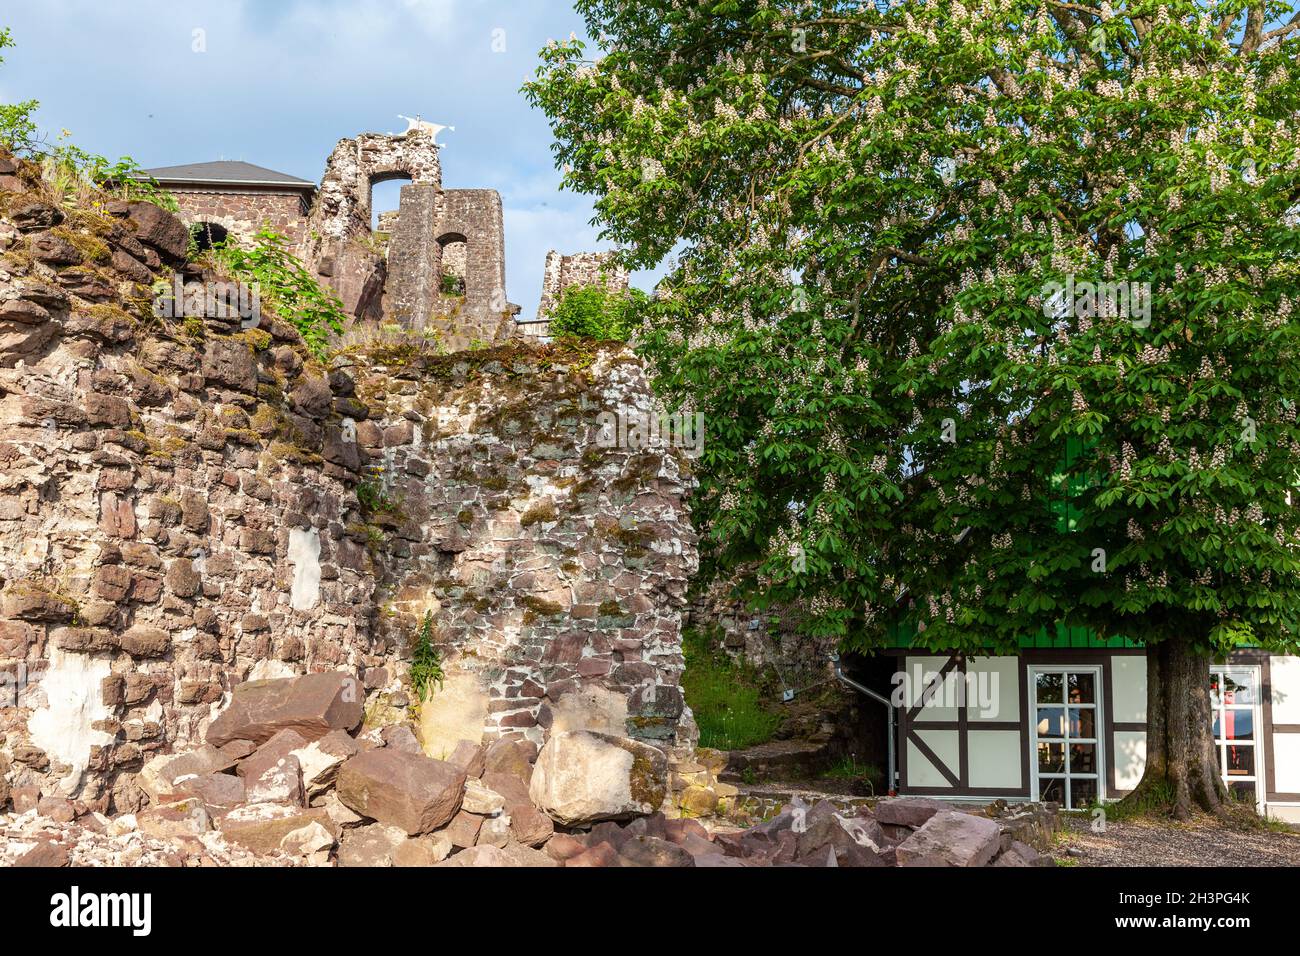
[548,284,645,342]
[410,610,445,703]
[212,228,347,358]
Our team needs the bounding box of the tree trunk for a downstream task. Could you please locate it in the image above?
[1124,638,1229,820]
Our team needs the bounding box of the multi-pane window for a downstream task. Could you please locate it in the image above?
[1031,667,1102,810]
[1210,666,1263,811]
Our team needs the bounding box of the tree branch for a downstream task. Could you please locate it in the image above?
[1239,3,1266,54]
[1262,10,1300,44]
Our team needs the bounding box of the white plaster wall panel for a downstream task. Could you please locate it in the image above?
[1111,654,1147,724]
[902,655,960,722]
[1268,805,1300,824]
[967,656,1019,723]
[1269,656,1300,725]
[907,728,960,788]
[1272,732,1300,794]
[1112,730,1147,791]
[967,730,1022,789]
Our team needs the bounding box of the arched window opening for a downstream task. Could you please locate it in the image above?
[438,232,467,295]
[190,221,229,252]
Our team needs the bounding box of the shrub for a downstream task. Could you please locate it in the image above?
[547,284,645,341]
[213,228,347,358]
[440,269,464,295]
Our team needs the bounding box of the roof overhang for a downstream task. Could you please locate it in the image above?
[138,175,316,193]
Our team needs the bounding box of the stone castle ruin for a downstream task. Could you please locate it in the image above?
[0,131,698,832]
[144,126,623,349]
[537,250,629,318]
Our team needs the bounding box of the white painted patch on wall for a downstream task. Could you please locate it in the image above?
[249,659,300,682]
[288,527,322,611]
[26,647,114,795]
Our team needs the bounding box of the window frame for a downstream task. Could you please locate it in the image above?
[1028,664,1106,810]
[1209,664,1266,815]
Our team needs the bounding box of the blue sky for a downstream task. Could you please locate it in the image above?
[0,0,642,319]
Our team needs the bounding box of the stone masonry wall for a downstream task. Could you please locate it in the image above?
[382,186,516,349]
[382,184,441,329]
[537,250,630,318]
[0,151,698,814]
[304,129,442,246]
[298,129,443,320]
[0,162,385,815]
[344,342,699,757]
[168,189,310,248]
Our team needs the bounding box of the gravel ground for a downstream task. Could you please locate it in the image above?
[1059,813,1300,866]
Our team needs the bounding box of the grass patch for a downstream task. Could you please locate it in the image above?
[681,627,781,751]
[821,755,881,785]
[1091,780,1178,825]
[1090,780,1287,831]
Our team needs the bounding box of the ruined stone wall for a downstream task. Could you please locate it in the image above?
[382,186,516,350]
[0,169,384,814]
[382,184,441,329]
[0,151,698,814]
[296,131,516,349]
[537,250,630,318]
[168,190,311,247]
[437,190,505,312]
[305,130,442,246]
[346,342,699,758]
[299,129,442,319]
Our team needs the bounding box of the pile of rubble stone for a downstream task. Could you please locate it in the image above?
[0,671,1055,867]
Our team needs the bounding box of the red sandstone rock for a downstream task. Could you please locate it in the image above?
[481,770,553,847]
[875,796,950,829]
[896,810,1002,867]
[14,840,70,867]
[206,672,364,747]
[107,200,189,262]
[335,748,465,836]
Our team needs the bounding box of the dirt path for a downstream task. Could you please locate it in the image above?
[1059,814,1300,866]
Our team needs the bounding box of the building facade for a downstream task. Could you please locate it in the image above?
[876,635,1300,822]
[140,160,316,249]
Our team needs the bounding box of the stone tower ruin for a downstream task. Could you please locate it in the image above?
[146,129,632,349]
[298,127,518,350]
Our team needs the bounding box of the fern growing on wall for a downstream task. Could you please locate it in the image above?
[410,610,444,702]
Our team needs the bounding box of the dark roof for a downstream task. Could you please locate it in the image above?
[136,160,316,190]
